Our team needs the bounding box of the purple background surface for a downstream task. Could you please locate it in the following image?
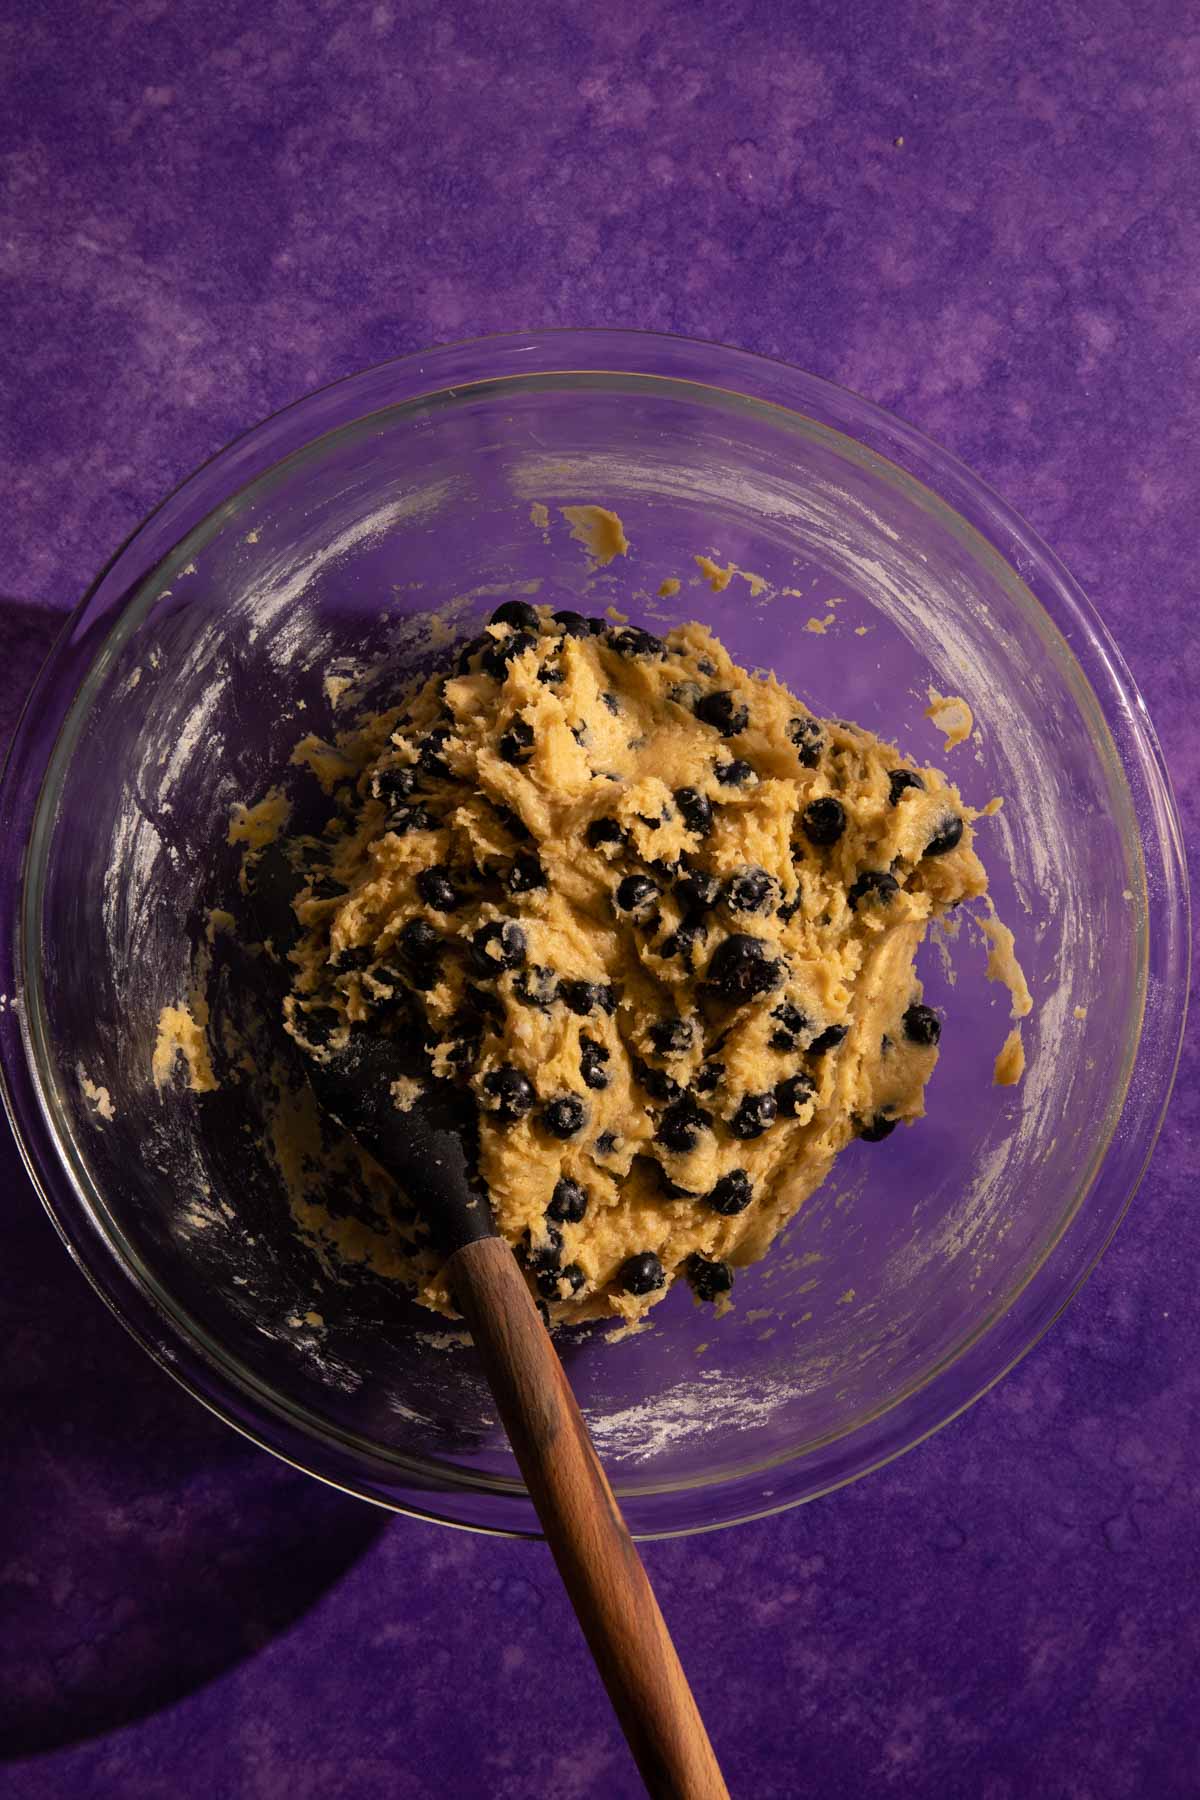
[1,2,1197,1795]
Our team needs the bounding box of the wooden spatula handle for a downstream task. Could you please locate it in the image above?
[448,1235,729,1800]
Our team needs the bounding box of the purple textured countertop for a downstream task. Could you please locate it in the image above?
[1,3,1197,1795]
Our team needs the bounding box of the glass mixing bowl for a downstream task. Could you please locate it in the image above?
[0,331,1187,1537]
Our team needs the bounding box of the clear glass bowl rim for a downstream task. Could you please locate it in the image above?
[0,328,1189,1539]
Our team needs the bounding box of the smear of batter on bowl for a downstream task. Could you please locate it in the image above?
[227,787,291,850]
[693,557,770,598]
[805,615,835,635]
[979,904,1034,1018]
[206,907,237,943]
[529,501,550,531]
[658,578,681,599]
[78,1069,115,1121]
[153,998,219,1093]
[993,1028,1026,1086]
[694,555,733,592]
[925,689,974,752]
[560,504,629,566]
[289,733,358,793]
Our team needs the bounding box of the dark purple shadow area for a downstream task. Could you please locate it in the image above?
[0,601,387,1758]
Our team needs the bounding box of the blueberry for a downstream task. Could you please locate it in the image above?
[725,866,776,913]
[774,1072,815,1117]
[848,870,900,910]
[859,1114,898,1142]
[649,1017,694,1056]
[808,1023,848,1055]
[608,626,665,658]
[490,599,541,631]
[674,787,714,836]
[536,1299,552,1328]
[297,1004,339,1046]
[553,609,591,637]
[888,768,926,806]
[769,1002,809,1051]
[801,797,847,847]
[586,817,627,851]
[513,965,557,1008]
[398,917,441,964]
[499,716,535,765]
[538,664,564,686]
[417,728,452,779]
[707,1169,754,1215]
[332,945,374,972]
[619,1252,666,1296]
[564,979,618,1022]
[594,1130,619,1157]
[386,804,434,836]
[372,765,417,804]
[601,690,621,714]
[615,873,660,915]
[655,1097,711,1154]
[728,1090,777,1139]
[715,758,756,787]
[777,893,803,923]
[481,629,537,679]
[416,865,460,912]
[542,1095,588,1139]
[482,1066,535,1122]
[548,1178,589,1224]
[560,979,604,1016]
[659,918,709,964]
[675,868,721,912]
[694,690,750,736]
[537,1262,586,1301]
[903,1003,942,1046]
[368,961,406,999]
[471,920,527,975]
[693,1061,725,1095]
[687,1254,734,1303]
[580,1035,611,1090]
[924,815,964,857]
[705,934,784,1003]
[505,852,546,895]
[632,1057,682,1103]
[788,716,825,768]
[525,1225,564,1272]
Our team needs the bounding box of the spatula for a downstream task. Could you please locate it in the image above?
[247,843,729,1800]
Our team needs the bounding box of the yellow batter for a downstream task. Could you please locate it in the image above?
[271,602,1013,1324]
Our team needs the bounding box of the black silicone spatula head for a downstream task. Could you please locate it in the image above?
[244,838,495,1255]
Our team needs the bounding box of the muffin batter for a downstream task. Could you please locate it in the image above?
[270,601,1007,1324]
